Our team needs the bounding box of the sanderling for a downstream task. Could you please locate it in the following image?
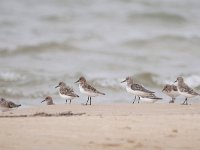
[121,76,155,104]
[41,96,54,105]
[55,82,79,104]
[0,98,21,111]
[175,76,200,105]
[162,84,180,103]
[75,76,105,105]
[140,93,162,103]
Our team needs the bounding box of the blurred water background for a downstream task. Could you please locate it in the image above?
[0,0,200,106]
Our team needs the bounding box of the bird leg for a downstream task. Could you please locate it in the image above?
[66,99,68,104]
[169,98,175,103]
[181,98,187,105]
[138,96,140,103]
[86,97,90,105]
[70,99,72,104]
[133,96,137,104]
[185,98,188,105]
[90,97,92,105]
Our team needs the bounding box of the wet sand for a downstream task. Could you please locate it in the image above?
[0,103,200,150]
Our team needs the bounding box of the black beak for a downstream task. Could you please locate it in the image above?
[55,85,59,88]
[121,79,126,83]
[41,100,45,103]
[174,79,177,83]
[75,79,80,83]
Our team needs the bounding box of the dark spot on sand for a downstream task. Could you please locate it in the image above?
[105,137,111,141]
[172,129,178,133]
[102,143,121,147]
[122,126,132,130]
[167,134,176,138]
[127,139,135,143]
[89,141,94,144]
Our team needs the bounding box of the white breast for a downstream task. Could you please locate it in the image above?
[59,92,75,100]
[164,90,180,98]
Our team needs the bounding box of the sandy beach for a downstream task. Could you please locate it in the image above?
[0,104,200,150]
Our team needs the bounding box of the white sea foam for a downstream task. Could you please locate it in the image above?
[0,72,25,82]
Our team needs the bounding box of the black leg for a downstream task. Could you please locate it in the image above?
[70,99,71,104]
[138,96,140,103]
[133,96,136,104]
[86,97,90,105]
[66,99,68,104]
[181,98,187,105]
[185,98,188,105]
[169,98,175,103]
[90,97,91,105]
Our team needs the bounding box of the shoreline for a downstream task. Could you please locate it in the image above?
[0,104,200,150]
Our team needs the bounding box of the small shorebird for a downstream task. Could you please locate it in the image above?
[162,84,180,103]
[41,96,54,105]
[121,76,155,104]
[175,76,200,105]
[140,93,162,103]
[55,82,79,104]
[0,98,21,111]
[75,76,105,105]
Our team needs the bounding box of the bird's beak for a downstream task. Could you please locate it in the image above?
[41,100,45,103]
[55,85,59,88]
[162,88,165,92]
[121,79,126,83]
[174,79,177,83]
[75,79,80,83]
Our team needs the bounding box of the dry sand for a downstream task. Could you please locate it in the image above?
[0,103,200,150]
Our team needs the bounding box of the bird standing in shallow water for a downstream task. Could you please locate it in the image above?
[175,77,200,105]
[75,76,105,105]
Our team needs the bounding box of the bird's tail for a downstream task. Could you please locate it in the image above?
[98,91,105,95]
[16,104,21,107]
[155,97,162,100]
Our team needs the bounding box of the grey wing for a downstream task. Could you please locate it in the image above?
[182,85,199,95]
[84,84,98,93]
[60,87,73,95]
[84,84,105,95]
[64,86,79,97]
[131,84,154,93]
[65,86,74,93]
[172,85,178,91]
